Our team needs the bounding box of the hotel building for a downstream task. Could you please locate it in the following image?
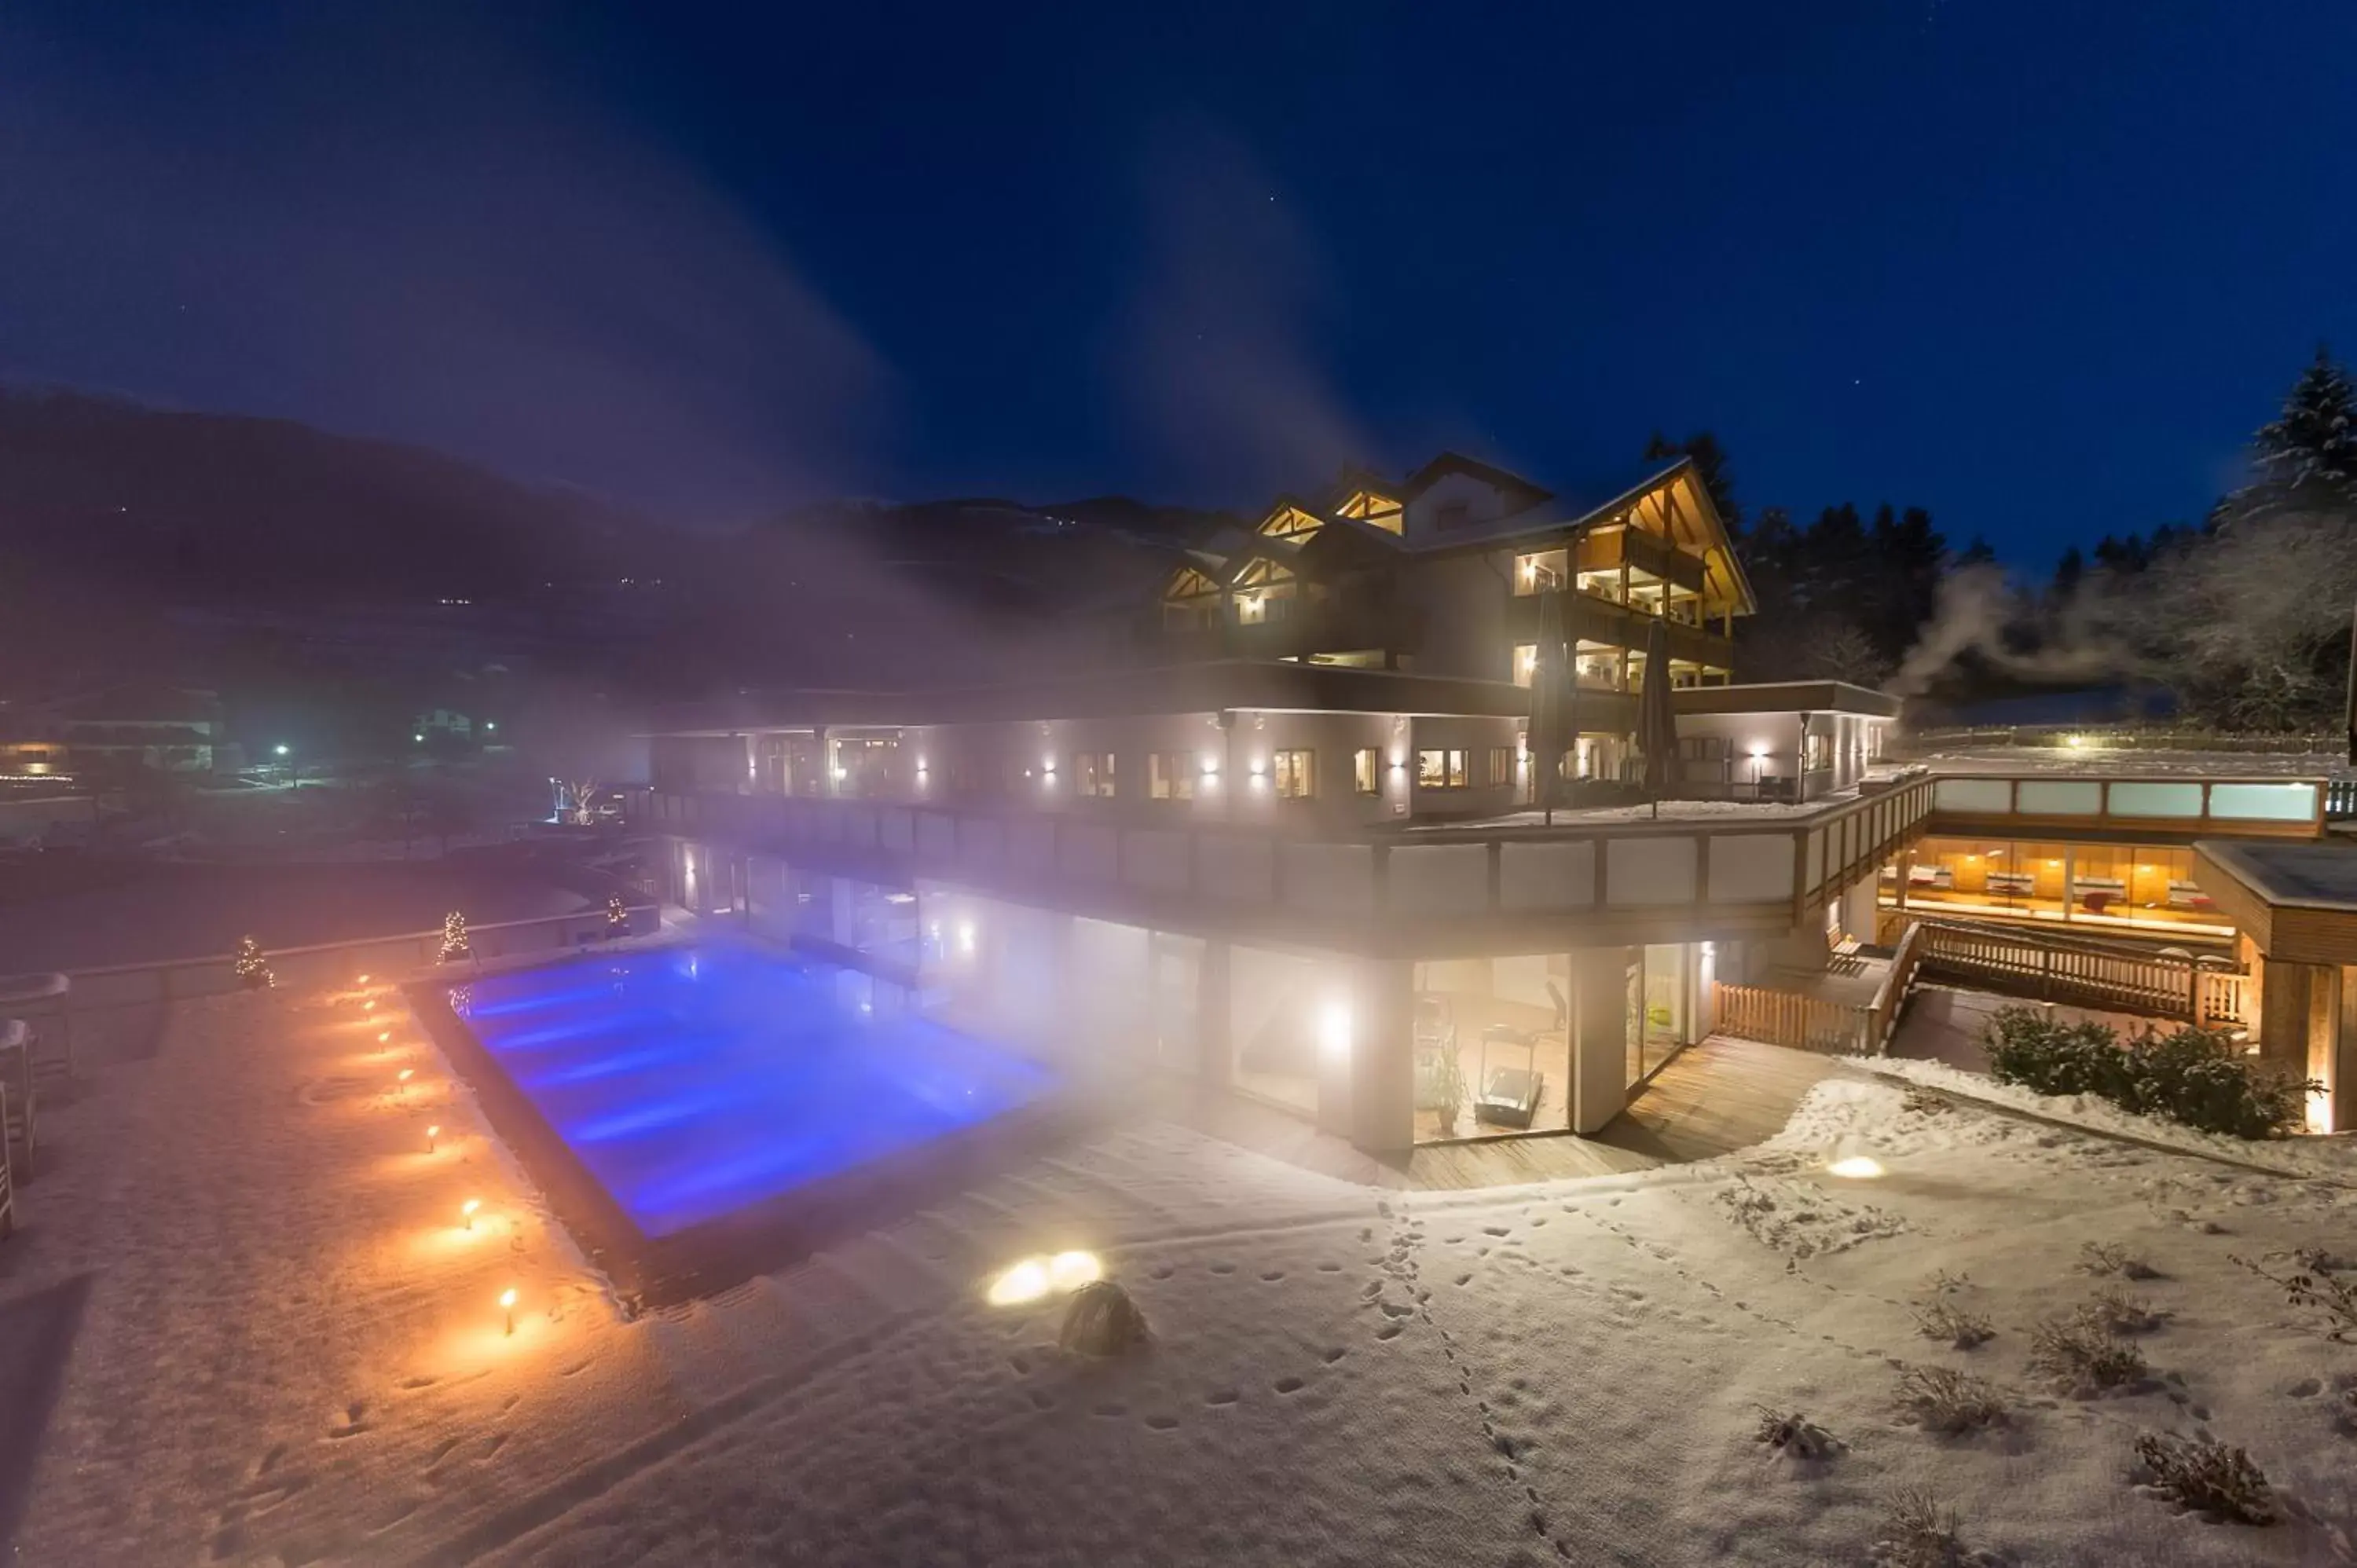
[638,453,2355,1149]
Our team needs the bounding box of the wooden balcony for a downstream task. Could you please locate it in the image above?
[1575,526,1707,593]
[1504,593,1734,669]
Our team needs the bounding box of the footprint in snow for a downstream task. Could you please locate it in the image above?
[1274,1376,1304,1394]
[1205,1388,1241,1406]
[1208,1262,1236,1276]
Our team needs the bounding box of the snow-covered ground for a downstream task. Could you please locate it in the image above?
[7,986,2357,1565]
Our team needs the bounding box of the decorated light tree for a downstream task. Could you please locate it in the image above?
[232,934,274,990]
[605,892,629,937]
[439,909,472,962]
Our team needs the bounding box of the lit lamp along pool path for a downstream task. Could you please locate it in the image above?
[451,944,1058,1240]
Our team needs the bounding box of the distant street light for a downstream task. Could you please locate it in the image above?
[273,743,289,757]
[485,720,497,733]
[273,742,299,790]
[413,733,425,744]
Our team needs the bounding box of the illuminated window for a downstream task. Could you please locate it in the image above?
[1417,749,1470,789]
[1076,753,1116,797]
[1272,749,1314,799]
[1803,731,1832,772]
[1512,643,1537,687]
[1149,753,1196,801]
[1353,748,1380,795]
[1487,747,1515,786]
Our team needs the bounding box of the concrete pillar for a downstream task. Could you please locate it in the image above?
[1198,940,1233,1087]
[1347,958,1414,1154]
[1570,946,1631,1134]
[1838,875,1878,945]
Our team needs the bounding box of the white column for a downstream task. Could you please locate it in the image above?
[1570,947,1630,1134]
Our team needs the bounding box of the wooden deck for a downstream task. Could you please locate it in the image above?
[1153,1035,1853,1192]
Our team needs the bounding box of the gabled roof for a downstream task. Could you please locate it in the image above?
[1401,451,1554,508]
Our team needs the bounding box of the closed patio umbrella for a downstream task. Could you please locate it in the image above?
[1637,613,1677,819]
[1527,590,1571,825]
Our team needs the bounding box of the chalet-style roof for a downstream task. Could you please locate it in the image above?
[1160,449,1757,616]
[1401,451,1554,507]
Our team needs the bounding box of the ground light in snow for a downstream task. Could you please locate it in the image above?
[987,1249,1104,1306]
[1826,1136,1886,1179]
[500,1288,519,1335]
[462,1198,480,1229]
[426,1123,441,1152]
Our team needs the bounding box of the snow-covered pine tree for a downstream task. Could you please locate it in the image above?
[2232,345,2357,521]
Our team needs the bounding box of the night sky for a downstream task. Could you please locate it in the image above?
[4,2,2352,563]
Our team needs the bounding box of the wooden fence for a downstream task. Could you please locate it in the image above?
[1912,921,2249,1027]
[1710,982,1871,1056]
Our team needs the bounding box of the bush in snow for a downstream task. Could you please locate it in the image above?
[2029,1308,2148,1390]
[1983,1006,2124,1097]
[1752,1406,1842,1460]
[2085,1285,2165,1335]
[2132,1432,2277,1525]
[1912,1299,1995,1350]
[1982,1006,2314,1138]
[1058,1280,1149,1357]
[1876,1486,1967,1568]
[2078,1240,2159,1280]
[1895,1365,2008,1434]
[2231,1252,2357,1342]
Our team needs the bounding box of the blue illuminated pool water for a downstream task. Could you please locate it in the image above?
[453,943,1056,1238]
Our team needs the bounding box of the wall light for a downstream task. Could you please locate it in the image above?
[1200,757,1220,776]
[959,921,977,955]
[1318,999,1353,1063]
[1748,743,1770,759]
[1042,758,1057,775]
[1248,758,1266,777]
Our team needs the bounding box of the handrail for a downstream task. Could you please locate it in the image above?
[53,904,658,983]
[1860,921,1930,1055]
[1908,918,2249,1027]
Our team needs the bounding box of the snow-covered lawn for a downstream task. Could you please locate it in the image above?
[7,987,2357,1565]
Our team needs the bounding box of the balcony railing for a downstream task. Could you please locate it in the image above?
[634,774,1939,951]
[1926,775,2326,838]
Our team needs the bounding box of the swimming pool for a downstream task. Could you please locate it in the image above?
[447,943,1058,1242]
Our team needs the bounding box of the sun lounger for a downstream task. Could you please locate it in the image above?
[0,1020,30,1180]
[0,973,71,1082]
[0,1083,13,1239]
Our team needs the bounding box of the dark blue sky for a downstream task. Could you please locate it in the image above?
[3,2,2352,564]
